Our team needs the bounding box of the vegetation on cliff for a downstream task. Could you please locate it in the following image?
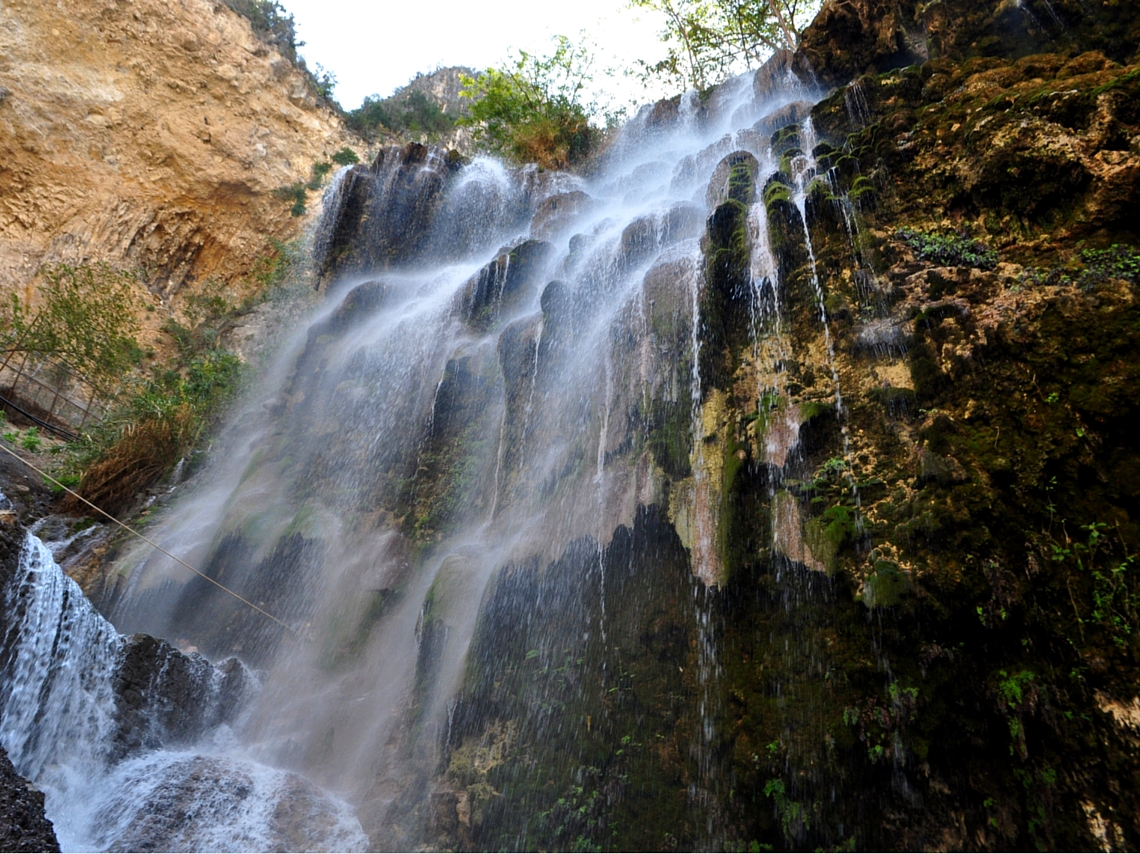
[459,37,601,170]
[633,0,819,89]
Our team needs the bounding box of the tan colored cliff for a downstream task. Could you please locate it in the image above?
[0,0,355,313]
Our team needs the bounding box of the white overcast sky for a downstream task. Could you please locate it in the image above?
[281,0,673,112]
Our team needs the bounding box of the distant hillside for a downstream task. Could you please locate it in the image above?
[346,67,476,150]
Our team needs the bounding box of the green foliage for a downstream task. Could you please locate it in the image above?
[1050,522,1139,648]
[1077,244,1140,287]
[19,427,42,453]
[763,776,810,840]
[348,89,458,141]
[52,242,298,512]
[58,347,244,513]
[1,263,143,397]
[251,238,303,296]
[274,182,308,217]
[631,0,817,91]
[274,161,335,217]
[162,279,237,356]
[331,147,360,166]
[1020,244,1140,290]
[996,669,1035,709]
[311,63,337,101]
[460,36,599,169]
[897,228,998,270]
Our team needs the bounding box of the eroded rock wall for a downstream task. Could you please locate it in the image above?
[0,0,353,309]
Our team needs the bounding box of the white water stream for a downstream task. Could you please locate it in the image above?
[0,500,367,851]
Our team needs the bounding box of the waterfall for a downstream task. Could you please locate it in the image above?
[0,46,911,850]
[0,506,367,851]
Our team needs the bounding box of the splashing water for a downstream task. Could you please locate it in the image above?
[0,515,367,851]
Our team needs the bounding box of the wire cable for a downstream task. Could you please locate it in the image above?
[0,442,296,635]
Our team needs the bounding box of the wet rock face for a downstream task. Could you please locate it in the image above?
[457,240,552,329]
[796,0,1140,90]
[0,520,256,761]
[89,755,364,853]
[699,14,1140,849]
[435,507,705,852]
[112,634,256,762]
[315,143,460,283]
[0,747,59,853]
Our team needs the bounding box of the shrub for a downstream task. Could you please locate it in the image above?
[221,0,299,61]
[52,242,298,513]
[61,351,243,515]
[1018,243,1139,291]
[20,427,42,453]
[347,88,458,142]
[1078,244,1139,287]
[1,262,143,396]
[460,36,599,170]
[897,228,998,270]
[274,160,333,217]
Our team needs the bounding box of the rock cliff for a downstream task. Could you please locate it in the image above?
[0,0,353,310]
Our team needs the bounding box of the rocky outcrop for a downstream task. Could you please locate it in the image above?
[0,0,353,318]
[313,143,461,284]
[0,513,257,784]
[112,633,256,761]
[797,0,1140,90]
[417,9,1140,852]
[0,748,58,853]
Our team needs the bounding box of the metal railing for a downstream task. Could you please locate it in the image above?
[0,349,105,440]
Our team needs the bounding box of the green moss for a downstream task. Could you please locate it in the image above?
[804,504,857,575]
[727,158,760,204]
[645,396,693,479]
[719,435,747,578]
[764,180,793,209]
[861,560,911,608]
[799,400,834,422]
[778,148,804,176]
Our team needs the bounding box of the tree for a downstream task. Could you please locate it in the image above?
[1,263,142,397]
[633,0,818,91]
[460,36,599,170]
[348,90,457,141]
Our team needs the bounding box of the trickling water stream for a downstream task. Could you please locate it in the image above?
[0,49,897,851]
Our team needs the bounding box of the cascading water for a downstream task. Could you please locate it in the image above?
[0,496,367,851]
[0,48,901,851]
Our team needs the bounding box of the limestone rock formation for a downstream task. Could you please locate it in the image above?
[0,0,353,309]
[797,0,1140,88]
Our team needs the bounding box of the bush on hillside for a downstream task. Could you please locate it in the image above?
[460,36,599,169]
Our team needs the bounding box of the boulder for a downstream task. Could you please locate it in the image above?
[0,747,58,853]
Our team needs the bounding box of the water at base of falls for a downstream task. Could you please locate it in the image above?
[0,514,367,852]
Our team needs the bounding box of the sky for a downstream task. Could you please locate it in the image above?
[280,0,675,113]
